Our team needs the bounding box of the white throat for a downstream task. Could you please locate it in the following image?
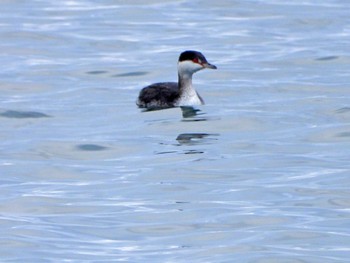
[175,61,204,106]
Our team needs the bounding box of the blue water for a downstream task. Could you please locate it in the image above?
[1,0,350,262]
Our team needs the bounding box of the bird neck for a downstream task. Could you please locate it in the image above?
[176,72,204,106]
[176,61,204,106]
[178,72,195,97]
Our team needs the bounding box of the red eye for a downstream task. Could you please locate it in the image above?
[193,58,199,63]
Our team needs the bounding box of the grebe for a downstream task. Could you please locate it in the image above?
[136,50,217,109]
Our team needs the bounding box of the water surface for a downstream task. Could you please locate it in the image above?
[0,0,349,262]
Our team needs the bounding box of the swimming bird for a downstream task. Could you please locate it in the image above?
[136,50,217,109]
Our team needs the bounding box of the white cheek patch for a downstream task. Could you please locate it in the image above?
[178,60,203,75]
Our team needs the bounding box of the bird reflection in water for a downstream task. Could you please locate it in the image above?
[140,106,207,121]
[176,133,218,146]
[180,106,207,121]
[142,106,219,155]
